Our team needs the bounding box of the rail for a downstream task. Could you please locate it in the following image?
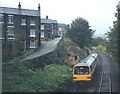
[99,52,111,93]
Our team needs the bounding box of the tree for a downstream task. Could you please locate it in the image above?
[91,37,108,47]
[3,59,72,92]
[66,17,94,48]
[106,22,118,63]
[2,40,13,62]
[106,5,119,63]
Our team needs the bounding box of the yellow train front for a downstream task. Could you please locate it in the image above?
[73,53,98,82]
[73,65,91,81]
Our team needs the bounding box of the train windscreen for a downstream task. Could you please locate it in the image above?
[74,66,89,75]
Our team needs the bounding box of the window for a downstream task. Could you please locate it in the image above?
[21,18,26,25]
[30,18,35,26]
[41,32,44,38]
[30,41,35,48]
[41,25,44,30]
[59,27,62,31]
[8,38,15,41]
[74,66,89,75]
[52,30,54,35]
[8,15,13,24]
[52,24,54,28]
[30,29,36,37]
[7,26,14,36]
[0,14,4,23]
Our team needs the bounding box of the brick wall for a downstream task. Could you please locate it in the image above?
[2,14,40,50]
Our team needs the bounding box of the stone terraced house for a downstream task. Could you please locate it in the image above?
[58,23,66,37]
[41,16,58,41]
[0,2,41,51]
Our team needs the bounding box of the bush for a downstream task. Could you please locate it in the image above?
[2,40,13,62]
[13,42,24,57]
[2,59,31,92]
[96,44,106,52]
[2,40,24,62]
[3,60,72,92]
[31,64,72,92]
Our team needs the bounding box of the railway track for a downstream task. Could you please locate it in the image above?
[99,52,111,93]
[70,51,112,93]
[72,82,91,92]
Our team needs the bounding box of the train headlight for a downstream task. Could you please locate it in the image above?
[87,77,91,79]
[73,77,77,79]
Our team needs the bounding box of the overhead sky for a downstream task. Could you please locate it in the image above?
[0,0,119,35]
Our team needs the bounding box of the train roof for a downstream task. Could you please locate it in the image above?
[74,53,98,67]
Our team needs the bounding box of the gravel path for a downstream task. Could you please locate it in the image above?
[21,37,62,61]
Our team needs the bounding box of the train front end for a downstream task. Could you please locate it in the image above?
[73,65,91,81]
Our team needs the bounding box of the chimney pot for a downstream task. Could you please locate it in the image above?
[46,15,48,19]
[38,3,40,11]
[18,2,21,9]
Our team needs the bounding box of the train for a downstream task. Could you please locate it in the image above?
[73,53,98,81]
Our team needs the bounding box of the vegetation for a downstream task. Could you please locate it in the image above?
[24,36,90,69]
[91,4,119,64]
[91,37,107,52]
[3,36,91,92]
[2,17,94,92]
[14,41,24,57]
[2,40,13,62]
[3,59,72,92]
[95,44,107,52]
[61,37,89,67]
[105,5,119,63]
[2,40,24,62]
[66,17,95,48]
[92,37,107,47]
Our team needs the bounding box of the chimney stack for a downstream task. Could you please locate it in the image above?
[46,15,48,19]
[18,2,21,9]
[38,3,40,11]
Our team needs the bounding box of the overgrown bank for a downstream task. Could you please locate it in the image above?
[3,59,72,92]
[3,37,91,92]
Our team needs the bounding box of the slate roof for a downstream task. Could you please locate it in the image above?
[0,7,40,16]
[58,23,66,27]
[41,19,52,23]
[41,18,57,24]
[51,20,57,23]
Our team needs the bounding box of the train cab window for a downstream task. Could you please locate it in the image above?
[74,66,89,75]
[90,66,92,71]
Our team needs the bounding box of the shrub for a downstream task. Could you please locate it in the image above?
[31,64,72,92]
[96,44,106,52]
[3,61,72,92]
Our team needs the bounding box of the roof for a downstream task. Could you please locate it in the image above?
[0,7,40,16]
[51,20,57,23]
[41,18,57,24]
[41,19,52,23]
[75,53,98,67]
[58,23,66,27]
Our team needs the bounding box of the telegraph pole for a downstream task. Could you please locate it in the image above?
[38,3,41,47]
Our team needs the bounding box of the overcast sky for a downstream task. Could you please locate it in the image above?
[0,0,119,35]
